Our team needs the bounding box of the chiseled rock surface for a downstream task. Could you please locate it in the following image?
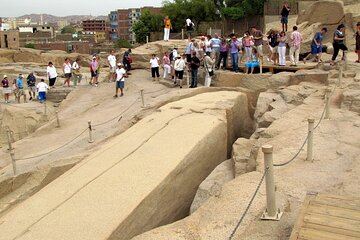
[189,159,234,214]
[290,69,329,86]
[254,92,279,120]
[297,0,345,25]
[341,90,360,113]
[213,72,273,91]
[231,138,259,177]
[0,91,251,240]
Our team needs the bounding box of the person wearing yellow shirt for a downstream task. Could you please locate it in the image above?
[163,16,172,41]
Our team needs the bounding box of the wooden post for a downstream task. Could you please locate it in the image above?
[140,89,145,108]
[88,121,94,143]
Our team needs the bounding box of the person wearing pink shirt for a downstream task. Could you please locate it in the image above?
[289,26,303,66]
[162,51,171,80]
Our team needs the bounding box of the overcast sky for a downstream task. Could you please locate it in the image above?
[0,0,164,17]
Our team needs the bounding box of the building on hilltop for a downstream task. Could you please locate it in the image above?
[110,6,162,44]
[81,19,109,43]
[0,30,20,49]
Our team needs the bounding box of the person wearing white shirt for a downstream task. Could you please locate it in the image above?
[185,18,195,40]
[114,63,127,97]
[46,62,57,88]
[71,58,82,87]
[107,50,117,82]
[62,58,72,87]
[36,79,49,103]
[174,54,186,88]
[149,54,160,82]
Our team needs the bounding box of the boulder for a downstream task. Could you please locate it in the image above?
[341,90,360,113]
[231,138,259,177]
[254,92,279,119]
[290,69,329,85]
[268,72,293,89]
[190,160,234,214]
[355,72,360,82]
[297,0,345,26]
[258,109,282,128]
[279,85,317,105]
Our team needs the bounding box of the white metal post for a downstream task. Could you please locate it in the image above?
[88,121,94,143]
[181,29,184,40]
[325,88,332,119]
[261,145,282,221]
[146,36,149,48]
[306,118,315,161]
[260,58,263,74]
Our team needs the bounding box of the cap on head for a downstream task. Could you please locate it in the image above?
[3,75,7,78]
[92,56,96,59]
[19,74,23,78]
[117,63,123,67]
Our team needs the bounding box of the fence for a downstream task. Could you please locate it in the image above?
[264,0,299,15]
[2,87,171,176]
[228,58,347,239]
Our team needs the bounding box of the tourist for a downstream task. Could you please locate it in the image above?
[171,47,178,63]
[303,27,328,64]
[174,54,186,88]
[107,50,117,82]
[281,2,290,32]
[162,51,171,80]
[278,31,287,66]
[245,48,260,74]
[150,54,160,82]
[36,79,49,103]
[217,36,229,70]
[26,72,36,100]
[203,53,215,87]
[123,49,132,72]
[289,26,303,66]
[199,36,206,56]
[205,35,212,56]
[186,39,195,63]
[15,74,26,103]
[331,24,348,65]
[114,63,127,98]
[267,30,280,65]
[95,55,101,84]
[229,34,241,72]
[243,31,252,63]
[12,79,17,101]
[1,75,11,103]
[72,57,82,87]
[185,18,195,40]
[90,56,98,86]
[46,62,57,88]
[251,26,263,62]
[356,22,360,63]
[62,58,72,87]
[163,16,172,41]
[210,33,221,68]
[190,51,200,88]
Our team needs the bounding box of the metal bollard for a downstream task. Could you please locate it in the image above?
[55,111,60,128]
[10,150,16,176]
[306,118,315,161]
[146,36,149,48]
[325,88,332,119]
[260,58,263,74]
[6,128,13,151]
[140,89,145,108]
[261,145,283,221]
[88,121,94,143]
[181,29,184,40]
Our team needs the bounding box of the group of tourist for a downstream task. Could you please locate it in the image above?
[1,73,49,104]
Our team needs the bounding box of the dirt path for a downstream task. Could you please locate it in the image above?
[0,69,179,179]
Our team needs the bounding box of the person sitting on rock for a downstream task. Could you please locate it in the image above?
[245,48,260,74]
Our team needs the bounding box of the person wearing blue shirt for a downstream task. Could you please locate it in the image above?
[210,33,221,69]
[15,74,27,103]
[245,48,260,74]
[303,27,327,64]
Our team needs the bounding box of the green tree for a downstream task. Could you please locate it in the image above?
[133,10,163,43]
[24,43,35,49]
[61,25,76,34]
[162,0,219,32]
[222,0,265,20]
[115,39,133,49]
